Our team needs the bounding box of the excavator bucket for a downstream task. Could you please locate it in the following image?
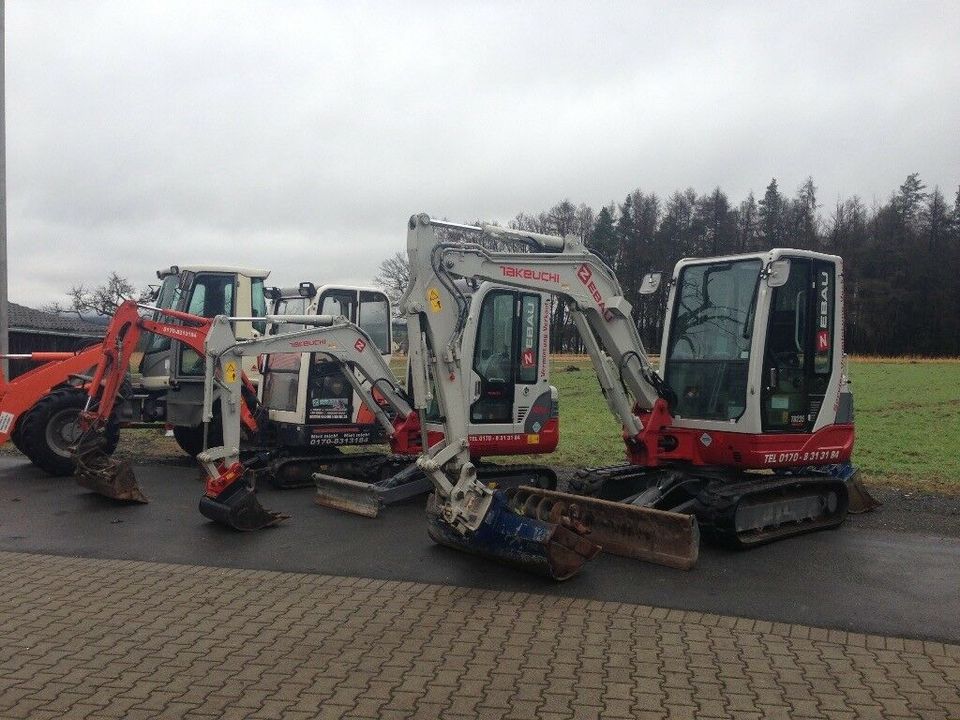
[508,486,700,570]
[199,480,290,531]
[426,491,600,581]
[74,448,148,503]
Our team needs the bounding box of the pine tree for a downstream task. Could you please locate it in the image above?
[737,192,759,251]
[793,177,819,249]
[895,172,927,228]
[589,205,618,264]
[758,179,785,247]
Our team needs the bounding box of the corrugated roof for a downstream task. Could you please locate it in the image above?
[9,303,107,337]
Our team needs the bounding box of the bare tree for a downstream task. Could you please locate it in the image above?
[373,252,410,308]
[47,272,152,319]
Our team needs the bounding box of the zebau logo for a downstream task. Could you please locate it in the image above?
[500,266,560,284]
[354,338,367,353]
[577,264,614,321]
[817,271,831,352]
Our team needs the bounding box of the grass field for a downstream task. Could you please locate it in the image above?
[4,358,958,494]
[529,357,960,494]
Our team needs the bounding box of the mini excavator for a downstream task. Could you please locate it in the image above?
[397,214,876,579]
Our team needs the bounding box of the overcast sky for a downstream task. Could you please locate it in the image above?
[6,1,959,307]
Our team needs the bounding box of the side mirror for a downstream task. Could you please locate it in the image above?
[638,272,663,295]
[766,259,791,287]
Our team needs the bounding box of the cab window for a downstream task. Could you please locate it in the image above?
[273,297,309,335]
[186,274,234,317]
[320,290,356,321]
[179,273,235,377]
[471,291,516,423]
[664,259,762,421]
[469,291,542,423]
[358,291,391,354]
[251,278,268,335]
[142,274,185,354]
[761,259,836,432]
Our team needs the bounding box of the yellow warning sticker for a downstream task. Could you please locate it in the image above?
[427,288,442,313]
[224,361,238,383]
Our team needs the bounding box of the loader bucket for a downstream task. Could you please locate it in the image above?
[426,491,600,581]
[74,449,148,503]
[199,479,289,531]
[508,486,699,570]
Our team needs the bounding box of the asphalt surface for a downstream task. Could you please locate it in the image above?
[1,456,958,644]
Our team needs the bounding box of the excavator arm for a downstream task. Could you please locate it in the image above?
[71,300,260,502]
[402,214,698,578]
[196,313,416,530]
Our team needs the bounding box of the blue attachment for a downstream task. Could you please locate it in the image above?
[426,490,599,580]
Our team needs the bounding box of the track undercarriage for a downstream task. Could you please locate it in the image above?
[569,463,869,549]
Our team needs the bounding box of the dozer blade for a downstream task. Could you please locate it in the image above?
[199,480,289,531]
[844,467,881,514]
[509,486,700,570]
[74,450,148,503]
[314,474,382,518]
[426,491,600,581]
[314,466,433,518]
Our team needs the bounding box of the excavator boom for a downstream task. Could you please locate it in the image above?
[401,214,700,577]
[71,300,260,503]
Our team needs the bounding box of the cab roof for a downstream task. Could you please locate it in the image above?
[157,265,271,279]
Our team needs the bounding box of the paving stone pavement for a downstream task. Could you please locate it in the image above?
[0,551,958,720]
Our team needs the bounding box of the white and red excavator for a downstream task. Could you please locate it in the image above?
[393,214,875,579]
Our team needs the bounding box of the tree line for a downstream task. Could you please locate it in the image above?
[377,174,960,357]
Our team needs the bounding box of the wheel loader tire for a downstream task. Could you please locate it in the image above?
[172,408,223,458]
[9,415,29,456]
[18,387,121,477]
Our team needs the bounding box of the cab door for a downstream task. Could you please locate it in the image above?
[469,289,550,429]
[760,258,836,432]
[299,288,392,444]
[470,290,518,423]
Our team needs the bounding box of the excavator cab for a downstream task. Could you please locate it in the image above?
[260,284,393,458]
[409,281,559,458]
[456,283,558,456]
[659,250,854,468]
[131,265,270,456]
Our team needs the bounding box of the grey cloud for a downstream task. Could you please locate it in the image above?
[6,0,959,306]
